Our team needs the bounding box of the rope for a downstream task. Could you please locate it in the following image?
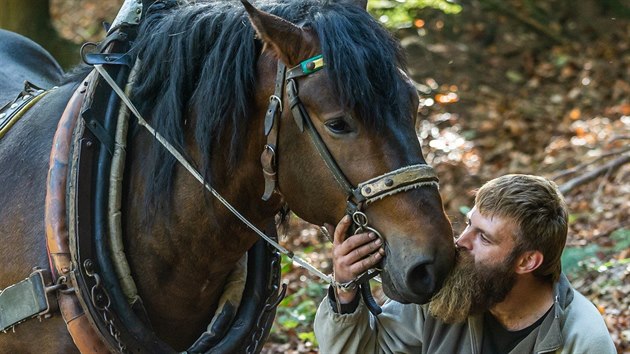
[93,64,333,284]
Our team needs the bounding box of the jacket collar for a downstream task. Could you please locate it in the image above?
[531,273,574,353]
[470,274,574,354]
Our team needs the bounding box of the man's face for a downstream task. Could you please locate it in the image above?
[428,207,520,323]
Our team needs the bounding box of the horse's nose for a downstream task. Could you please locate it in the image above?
[405,258,436,297]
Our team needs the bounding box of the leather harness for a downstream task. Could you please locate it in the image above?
[0,82,55,139]
[60,16,282,354]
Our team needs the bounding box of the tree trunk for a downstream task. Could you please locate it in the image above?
[0,0,79,69]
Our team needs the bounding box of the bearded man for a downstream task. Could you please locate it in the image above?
[314,174,616,354]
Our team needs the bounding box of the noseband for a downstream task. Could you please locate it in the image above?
[260,54,439,228]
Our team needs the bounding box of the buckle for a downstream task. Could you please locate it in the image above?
[0,268,59,332]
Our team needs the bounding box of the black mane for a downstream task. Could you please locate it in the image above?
[131,0,407,207]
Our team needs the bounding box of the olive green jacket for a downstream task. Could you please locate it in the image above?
[314,274,616,354]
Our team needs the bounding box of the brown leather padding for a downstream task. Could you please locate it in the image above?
[45,76,110,353]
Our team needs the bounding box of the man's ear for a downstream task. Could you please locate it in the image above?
[514,250,544,275]
[241,0,316,66]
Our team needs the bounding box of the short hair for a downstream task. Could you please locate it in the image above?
[475,174,568,283]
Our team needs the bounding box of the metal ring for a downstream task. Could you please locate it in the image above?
[352,211,369,227]
[80,42,98,65]
[263,144,276,156]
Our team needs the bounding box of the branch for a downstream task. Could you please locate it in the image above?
[559,154,630,194]
[481,0,567,44]
[551,146,630,180]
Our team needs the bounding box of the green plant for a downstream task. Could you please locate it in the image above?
[368,0,462,29]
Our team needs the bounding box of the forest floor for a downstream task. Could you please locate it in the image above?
[49,1,628,353]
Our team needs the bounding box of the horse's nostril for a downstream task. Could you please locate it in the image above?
[406,261,435,296]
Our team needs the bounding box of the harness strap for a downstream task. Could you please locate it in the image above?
[260,62,285,200]
[0,82,54,139]
[359,164,439,204]
[286,79,357,199]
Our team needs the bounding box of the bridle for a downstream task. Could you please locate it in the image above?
[261,55,440,216]
[261,55,440,241]
[95,53,440,317]
[259,54,440,314]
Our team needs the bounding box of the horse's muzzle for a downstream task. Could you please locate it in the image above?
[381,252,452,304]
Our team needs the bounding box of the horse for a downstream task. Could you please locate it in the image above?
[0,0,455,352]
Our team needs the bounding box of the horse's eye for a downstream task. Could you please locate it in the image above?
[325,118,351,134]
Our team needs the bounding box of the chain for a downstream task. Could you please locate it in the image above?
[84,260,127,353]
[245,253,285,354]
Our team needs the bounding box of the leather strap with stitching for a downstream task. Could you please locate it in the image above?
[260,62,286,201]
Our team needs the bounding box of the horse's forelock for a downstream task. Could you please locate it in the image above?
[312,3,409,131]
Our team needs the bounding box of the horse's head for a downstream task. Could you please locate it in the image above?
[244,0,455,304]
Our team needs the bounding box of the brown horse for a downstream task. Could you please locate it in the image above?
[0,0,454,352]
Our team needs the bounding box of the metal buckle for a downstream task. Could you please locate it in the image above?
[0,268,59,332]
[269,95,283,112]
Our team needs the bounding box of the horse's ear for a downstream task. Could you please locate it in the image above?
[241,0,311,66]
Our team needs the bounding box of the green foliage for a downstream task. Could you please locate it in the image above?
[272,280,327,344]
[610,228,630,249]
[561,243,602,275]
[281,254,294,274]
[561,228,629,276]
[368,0,462,29]
[298,331,318,346]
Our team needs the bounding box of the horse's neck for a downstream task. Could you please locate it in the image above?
[122,127,278,347]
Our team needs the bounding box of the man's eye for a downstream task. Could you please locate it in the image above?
[325,118,351,134]
[480,233,490,243]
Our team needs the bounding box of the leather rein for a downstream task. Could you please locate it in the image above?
[98,53,440,316]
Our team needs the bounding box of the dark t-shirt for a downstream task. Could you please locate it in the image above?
[481,306,552,354]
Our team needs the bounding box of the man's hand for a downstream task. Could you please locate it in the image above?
[325,215,385,304]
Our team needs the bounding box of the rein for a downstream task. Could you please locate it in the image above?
[95,52,441,316]
[93,64,334,285]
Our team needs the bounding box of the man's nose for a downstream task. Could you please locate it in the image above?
[455,229,472,250]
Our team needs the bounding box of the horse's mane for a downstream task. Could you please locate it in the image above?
[130,0,408,209]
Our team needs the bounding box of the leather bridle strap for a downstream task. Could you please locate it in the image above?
[282,57,439,215]
[286,79,357,203]
[260,62,286,201]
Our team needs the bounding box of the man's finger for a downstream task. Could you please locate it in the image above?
[335,231,376,256]
[349,250,384,275]
[322,223,335,242]
[344,236,382,264]
[333,215,352,245]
